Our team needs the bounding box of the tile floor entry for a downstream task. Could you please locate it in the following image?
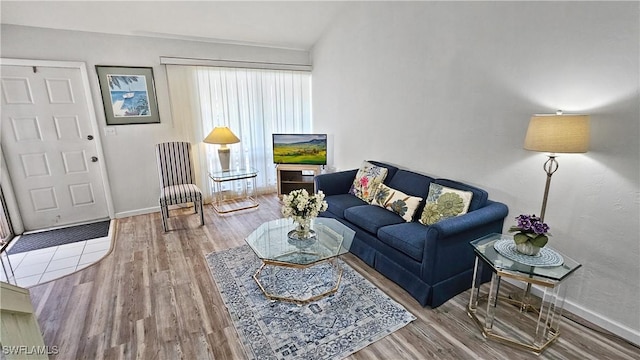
[1,232,112,288]
[7,220,110,255]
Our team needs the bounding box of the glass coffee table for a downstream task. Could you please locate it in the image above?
[246,217,355,304]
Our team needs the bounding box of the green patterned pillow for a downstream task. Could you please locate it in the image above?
[349,161,388,203]
[419,184,473,225]
[371,183,423,222]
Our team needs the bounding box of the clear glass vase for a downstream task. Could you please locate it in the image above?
[287,217,316,242]
[295,217,312,239]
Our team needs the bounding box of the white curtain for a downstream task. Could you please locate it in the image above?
[166,65,312,202]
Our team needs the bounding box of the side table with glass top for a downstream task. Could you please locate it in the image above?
[467,233,582,354]
[208,168,259,214]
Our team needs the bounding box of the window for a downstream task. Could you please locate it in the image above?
[166,65,312,200]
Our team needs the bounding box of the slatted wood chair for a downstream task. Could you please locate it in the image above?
[155,142,204,232]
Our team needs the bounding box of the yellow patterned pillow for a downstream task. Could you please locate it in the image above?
[371,183,423,222]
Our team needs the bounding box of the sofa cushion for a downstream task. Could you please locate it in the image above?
[349,161,389,203]
[368,161,399,185]
[344,205,405,234]
[377,222,429,262]
[314,169,358,196]
[434,178,488,211]
[419,183,473,225]
[371,183,423,222]
[324,194,368,219]
[387,170,434,198]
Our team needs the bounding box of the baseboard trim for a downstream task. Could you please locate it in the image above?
[562,298,640,347]
[503,278,639,346]
[115,204,203,219]
[115,207,159,218]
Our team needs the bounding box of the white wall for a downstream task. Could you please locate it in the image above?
[1,24,309,218]
[312,2,639,343]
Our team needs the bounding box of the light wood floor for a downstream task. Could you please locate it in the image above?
[28,194,638,359]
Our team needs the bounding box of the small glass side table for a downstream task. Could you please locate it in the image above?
[467,233,581,354]
[208,168,259,214]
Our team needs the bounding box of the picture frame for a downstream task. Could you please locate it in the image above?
[95,65,160,125]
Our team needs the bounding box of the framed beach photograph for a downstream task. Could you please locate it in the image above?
[95,65,160,125]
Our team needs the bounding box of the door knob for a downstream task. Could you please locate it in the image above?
[91,156,98,162]
[87,135,94,140]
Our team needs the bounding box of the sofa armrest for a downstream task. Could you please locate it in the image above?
[421,200,508,283]
[428,200,509,238]
[315,169,358,196]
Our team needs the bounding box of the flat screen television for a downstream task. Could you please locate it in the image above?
[272,134,327,165]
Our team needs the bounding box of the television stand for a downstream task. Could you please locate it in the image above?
[276,164,321,197]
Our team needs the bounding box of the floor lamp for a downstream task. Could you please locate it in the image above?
[513,112,590,309]
[524,112,590,222]
[204,127,240,171]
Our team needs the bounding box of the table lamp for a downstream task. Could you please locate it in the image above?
[204,126,240,171]
[524,111,590,221]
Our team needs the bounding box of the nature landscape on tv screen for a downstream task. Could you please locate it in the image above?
[273,134,327,165]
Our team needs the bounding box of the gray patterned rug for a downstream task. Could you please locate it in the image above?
[206,245,416,360]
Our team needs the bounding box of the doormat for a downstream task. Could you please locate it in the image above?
[206,245,416,360]
[7,220,110,255]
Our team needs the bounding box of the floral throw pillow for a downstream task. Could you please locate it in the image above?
[419,183,473,225]
[371,183,423,222]
[349,161,388,203]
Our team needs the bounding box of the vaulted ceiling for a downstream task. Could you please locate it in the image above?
[0,1,348,50]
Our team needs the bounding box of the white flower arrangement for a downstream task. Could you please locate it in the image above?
[281,189,328,224]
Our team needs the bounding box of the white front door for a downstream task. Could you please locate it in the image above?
[1,62,109,230]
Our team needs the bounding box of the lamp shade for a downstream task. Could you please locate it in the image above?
[524,114,590,153]
[203,127,240,145]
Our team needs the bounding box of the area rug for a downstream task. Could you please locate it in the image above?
[206,245,416,360]
[7,220,110,254]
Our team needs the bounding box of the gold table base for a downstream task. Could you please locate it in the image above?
[253,257,343,305]
[467,295,560,354]
[467,258,568,355]
[212,196,259,214]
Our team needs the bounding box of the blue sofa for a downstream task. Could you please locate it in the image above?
[315,161,508,307]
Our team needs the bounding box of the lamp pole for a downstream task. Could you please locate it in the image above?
[539,154,559,222]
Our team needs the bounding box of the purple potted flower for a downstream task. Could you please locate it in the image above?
[508,214,550,255]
